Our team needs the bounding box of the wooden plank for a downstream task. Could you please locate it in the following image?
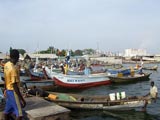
[26,105,70,120]
[0,97,70,120]
[24,97,70,120]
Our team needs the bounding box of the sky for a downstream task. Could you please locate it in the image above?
[0,0,160,54]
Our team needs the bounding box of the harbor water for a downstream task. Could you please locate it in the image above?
[55,63,160,120]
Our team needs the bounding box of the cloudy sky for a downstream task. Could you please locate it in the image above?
[0,0,160,54]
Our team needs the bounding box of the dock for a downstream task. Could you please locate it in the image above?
[0,96,70,120]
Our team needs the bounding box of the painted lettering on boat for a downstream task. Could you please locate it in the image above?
[67,79,85,82]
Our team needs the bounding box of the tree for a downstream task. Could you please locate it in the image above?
[38,47,55,54]
[17,49,26,55]
[61,49,66,56]
[39,50,48,54]
[70,50,74,56]
[74,50,83,56]
[49,46,54,54]
[56,49,60,56]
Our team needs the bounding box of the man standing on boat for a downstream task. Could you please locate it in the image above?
[3,49,26,120]
[143,81,158,111]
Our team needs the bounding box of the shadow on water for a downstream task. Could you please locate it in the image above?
[70,109,160,120]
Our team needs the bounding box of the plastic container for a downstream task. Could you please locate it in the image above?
[48,94,57,100]
[121,91,126,99]
[116,92,121,100]
[109,93,116,101]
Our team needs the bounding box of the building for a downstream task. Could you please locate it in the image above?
[124,49,147,57]
[24,53,58,61]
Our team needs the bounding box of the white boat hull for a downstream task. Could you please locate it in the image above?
[54,73,111,88]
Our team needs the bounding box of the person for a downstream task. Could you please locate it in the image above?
[142,81,158,111]
[28,86,57,100]
[28,86,49,97]
[3,49,26,120]
[138,66,144,75]
[59,64,65,74]
[138,59,144,75]
[79,62,85,71]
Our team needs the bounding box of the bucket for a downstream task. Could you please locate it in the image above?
[121,91,126,99]
[109,93,116,101]
[116,92,121,100]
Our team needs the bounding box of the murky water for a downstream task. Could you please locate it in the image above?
[58,63,160,120]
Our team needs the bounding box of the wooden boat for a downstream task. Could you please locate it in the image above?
[27,68,50,80]
[90,65,107,73]
[44,66,59,79]
[108,73,151,83]
[22,79,55,91]
[107,68,131,75]
[67,70,84,75]
[142,65,158,71]
[53,73,111,88]
[45,66,111,88]
[45,92,146,111]
[45,65,85,77]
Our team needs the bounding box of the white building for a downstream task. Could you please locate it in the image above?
[124,49,147,57]
[154,54,160,62]
[25,53,58,60]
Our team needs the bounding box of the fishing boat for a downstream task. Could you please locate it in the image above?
[107,68,131,75]
[45,92,146,111]
[44,66,59,79]
[22,79,55,91]
[108,73,151,84]
[53,73,111,88]
[67,69,84,75]
[45,65,113,88]
[142,65,158,71]
[27,69,45,80]
[27,67,51,80]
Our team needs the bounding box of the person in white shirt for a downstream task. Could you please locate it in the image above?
[142,81,158,111]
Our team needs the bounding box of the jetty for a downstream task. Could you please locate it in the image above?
[0,96,70,120]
